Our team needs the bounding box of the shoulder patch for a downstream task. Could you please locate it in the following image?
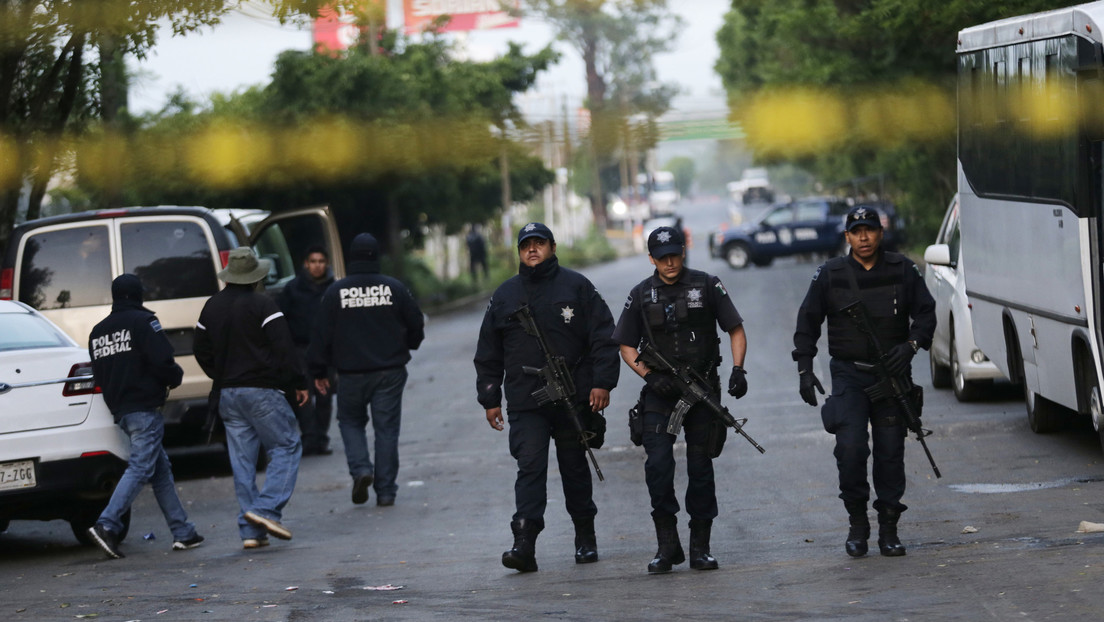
[624,293,633,309]
[149,318,163,333]
[913,264,922,276]
[811,266,823,281]
[714,281,728,297]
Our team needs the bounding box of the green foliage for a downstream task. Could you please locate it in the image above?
[555,226,618,267]
[714,0,1062,245]
[664,156,695,196]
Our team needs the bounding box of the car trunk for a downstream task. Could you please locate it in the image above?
[0,349,93,434]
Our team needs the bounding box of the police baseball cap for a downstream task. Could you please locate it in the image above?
[648,226,685,258]
[517,222,555,247]
[845,206,883,231]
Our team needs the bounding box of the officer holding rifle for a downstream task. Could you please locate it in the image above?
[792,206,936,559]
[474,222,619,573]
[613,226,748,574]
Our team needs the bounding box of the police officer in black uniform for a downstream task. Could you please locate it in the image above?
[792,206,936,558]
[613,226,748,574]
[474,222,619,573]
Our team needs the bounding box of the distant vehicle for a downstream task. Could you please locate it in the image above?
[727,167,775,205]
[957,4,1104,447]
[0,299,130,545]
[923,195,1004,401]
[1,206,344,446]
[649,171,680,215]
[709,197,850,269]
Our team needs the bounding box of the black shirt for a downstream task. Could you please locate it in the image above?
[612,268,744,350]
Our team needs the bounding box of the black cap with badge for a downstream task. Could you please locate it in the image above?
[844,206,883,231]
[517,222,555,247]
[648,226,685,258]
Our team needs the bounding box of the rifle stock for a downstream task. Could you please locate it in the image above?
[636,343,766,454]
[840,301,942,478]
[511,305,605,481]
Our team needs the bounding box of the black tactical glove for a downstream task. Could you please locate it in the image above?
[728,365,747,399]
[645,372,682,399]
[884,342,917,377]
[799,371,825,406]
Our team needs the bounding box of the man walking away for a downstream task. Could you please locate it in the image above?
[87,274,202,559]
[279,245,336,455]
[194,247,308,549]
[467,224,489,282]
[309,233,425,507]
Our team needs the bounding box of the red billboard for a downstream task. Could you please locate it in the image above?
[314,2,386,52]
[403,0,520,34]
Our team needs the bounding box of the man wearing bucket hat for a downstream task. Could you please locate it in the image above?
[194,247,308,549]
[792,205,935,559]
[309,232,425,508]
[474,222,619,573]
[613,226,748,574]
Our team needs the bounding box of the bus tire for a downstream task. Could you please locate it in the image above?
[1026,388,1062,434]
[1089,381,1104,454]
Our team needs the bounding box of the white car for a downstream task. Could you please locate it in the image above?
[923,195,1004,401]
[0,300,129,544]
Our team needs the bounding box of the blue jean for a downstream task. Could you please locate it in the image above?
[219,387,302,539]
[97,410,196,541]
[336,367,407,499]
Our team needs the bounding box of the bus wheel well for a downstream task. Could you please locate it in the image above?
[1003,314,1022,386]
[1071,335,1096,415]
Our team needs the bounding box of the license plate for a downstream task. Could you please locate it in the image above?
[0,460,36,491]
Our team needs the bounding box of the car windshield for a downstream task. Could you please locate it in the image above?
[0,313,72,352]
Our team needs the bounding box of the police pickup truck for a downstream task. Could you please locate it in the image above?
[710,197,851,269]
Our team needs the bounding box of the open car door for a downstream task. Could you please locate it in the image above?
[237,206,345,293]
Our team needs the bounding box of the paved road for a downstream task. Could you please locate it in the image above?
[4,198,1104,621]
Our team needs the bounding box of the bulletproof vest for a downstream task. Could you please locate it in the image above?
[824,256,910,361]
[642,272,720,373]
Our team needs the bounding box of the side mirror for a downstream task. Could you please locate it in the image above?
[924,243,952,267]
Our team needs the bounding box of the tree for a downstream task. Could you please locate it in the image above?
[524,0,681,228]
[714,0,1060,241]
[664,156,694,197]
[86,33,557,276]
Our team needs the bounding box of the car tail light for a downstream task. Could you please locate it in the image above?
[0,267,13,300]
[63,363,100,396]
[81,451,111,458]
[219,250,230,268]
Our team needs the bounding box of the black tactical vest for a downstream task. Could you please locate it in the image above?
[642,271,721,373]
[824,255,910,361]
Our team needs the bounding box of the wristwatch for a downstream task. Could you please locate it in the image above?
[908,340,919,354]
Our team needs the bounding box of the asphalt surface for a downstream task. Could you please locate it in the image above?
[3,197,1104,621]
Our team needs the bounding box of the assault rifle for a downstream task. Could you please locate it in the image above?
[510,304,604,482]
[635,343,766,454]
[839,300,942,478]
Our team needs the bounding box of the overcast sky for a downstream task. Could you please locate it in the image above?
[129,0,731,120]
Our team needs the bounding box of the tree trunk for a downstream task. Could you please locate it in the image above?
[582,33,607,230]
[99,34,128,208]
[386,192,403,282]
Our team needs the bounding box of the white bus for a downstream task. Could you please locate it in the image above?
[957,3,1104,450]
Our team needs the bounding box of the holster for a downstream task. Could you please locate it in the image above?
[705,417,727,459]
[585,409,607,449]
[627,387,646,446]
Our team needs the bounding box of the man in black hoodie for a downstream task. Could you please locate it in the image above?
[194,247,308,549]
[87,274,202,559]
[309,233,424,508]
[474,222,620,573]
[279,246,336,455]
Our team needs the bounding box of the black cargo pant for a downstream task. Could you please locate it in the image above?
[507,406,596,527]
[292,345,333,452]
[642,404,718,521]
[827,358,908,514]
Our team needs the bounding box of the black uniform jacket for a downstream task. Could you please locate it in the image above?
[474,256,620,411]
[193,284,306,394]
[278,268,334,346]
[89,300,184,421]
[792,249,936,366]
[308,266,425,376]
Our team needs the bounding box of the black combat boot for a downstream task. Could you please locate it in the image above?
[573,517,598,564]
[844,501,870,558]
[502,519,541,572]
[647,514,686,574]
[688,519,719,570]
[877,509,907,557]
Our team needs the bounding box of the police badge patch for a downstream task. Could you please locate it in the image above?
[657,230,672,243]
[687,288,704,309]
[561,306,575,323]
